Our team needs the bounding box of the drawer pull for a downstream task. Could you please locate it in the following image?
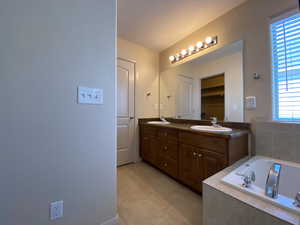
[164,163,168,167]
[198,154,202,158]
[193,152,197,156]
[164,146,168,150]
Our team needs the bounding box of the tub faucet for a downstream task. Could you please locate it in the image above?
[265,163,282,199]
[294,192,300,208]
[242,170,256,188]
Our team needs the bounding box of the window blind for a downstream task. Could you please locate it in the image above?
[271,13,300,121]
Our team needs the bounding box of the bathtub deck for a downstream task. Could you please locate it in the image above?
[203,157,300,225]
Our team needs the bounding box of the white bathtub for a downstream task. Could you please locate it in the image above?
[222,156,300,215]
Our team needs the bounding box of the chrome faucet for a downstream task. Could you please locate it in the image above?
[242,170,256,188]
[294,192,300,208]
[160,116,167,122]
[210,117,221,128]
[265,163,282,199]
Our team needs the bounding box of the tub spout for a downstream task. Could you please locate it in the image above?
[265,163,282,199]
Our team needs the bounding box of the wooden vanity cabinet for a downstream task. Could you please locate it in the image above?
[140,126,179,178]
[156,128,179,178]
[202,150,226,179]
[140,126,158,166]
[179,144,226,192]
[139,124,248,193]
[179,144,203,191]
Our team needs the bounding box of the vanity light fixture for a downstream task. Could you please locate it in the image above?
[188,45,195,54]
[196,41,204,49]
[169,36,218,63]
[205,36,213,44]
[181,49,187,56]
[169,55,175,62]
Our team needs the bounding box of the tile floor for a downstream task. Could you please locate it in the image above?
[117,162,203,225]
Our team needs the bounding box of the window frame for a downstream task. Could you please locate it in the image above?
[270,9,300,122]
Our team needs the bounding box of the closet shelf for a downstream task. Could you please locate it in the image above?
[202,91,224,97]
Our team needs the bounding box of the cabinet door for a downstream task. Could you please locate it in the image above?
[140,135,158,165]
[192,151,204,192]
[201,150,225,180]
[164,140,178,161]
[149,137,159,166]
[140,136,150,160]
[179,144,198,186]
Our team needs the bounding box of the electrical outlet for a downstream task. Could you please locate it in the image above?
[50,200,63,221]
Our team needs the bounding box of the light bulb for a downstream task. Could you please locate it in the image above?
[181,49,187,56]
[205,36,213,44]
[188,45,195,52]
[196,41,203,49]
[169,55,175,62]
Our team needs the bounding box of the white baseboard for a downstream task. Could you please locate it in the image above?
[100,215,119,225]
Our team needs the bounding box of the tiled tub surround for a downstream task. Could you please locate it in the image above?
[203,158,300,225]
[252,121,300,163]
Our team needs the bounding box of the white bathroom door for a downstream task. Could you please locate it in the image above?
[117,58,135,166]
[176,75,194,119]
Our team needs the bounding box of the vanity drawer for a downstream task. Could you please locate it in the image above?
[142,126,157,137]
[179,132,226,154]
[158,129,178,142]
[159,141,178,161]
[158,157,178,178]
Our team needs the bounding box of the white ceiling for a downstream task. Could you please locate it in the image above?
[118,0,247,51]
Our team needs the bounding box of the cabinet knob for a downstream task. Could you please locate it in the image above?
[164,163,168,167]
[164,146,168,150]
[193,152,197,156]
[198,154,202,158]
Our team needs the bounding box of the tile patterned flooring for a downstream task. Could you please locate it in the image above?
[117,162,203,225]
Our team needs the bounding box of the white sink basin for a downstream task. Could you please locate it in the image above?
[190,125,232,132]
[147,121,170,125]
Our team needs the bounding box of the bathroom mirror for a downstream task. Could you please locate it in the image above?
[160,41,244,122]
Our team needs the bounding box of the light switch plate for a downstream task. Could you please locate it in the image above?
[78,86,103,105]
[245,96,256,109]
[50,200,63,221]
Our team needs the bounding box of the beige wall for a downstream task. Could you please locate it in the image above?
[117,38,159,161]
[0,1,117,225]
[118,38,160,118]
[160,0,298,122]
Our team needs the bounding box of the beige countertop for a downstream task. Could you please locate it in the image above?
[203,157,300,225]
[139,120,249,139]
